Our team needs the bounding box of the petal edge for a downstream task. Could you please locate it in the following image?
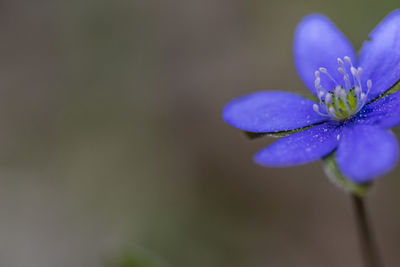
[336,125,399,183]
[223,91,327,133]
[254,121,340,167]
[294,14,356,95]
[358,10,400,101]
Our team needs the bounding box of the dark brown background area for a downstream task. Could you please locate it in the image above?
[0,0,399,266]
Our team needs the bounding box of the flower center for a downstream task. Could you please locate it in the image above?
[312,56,372,121]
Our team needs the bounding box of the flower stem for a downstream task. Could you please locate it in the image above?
[351,194,383,267]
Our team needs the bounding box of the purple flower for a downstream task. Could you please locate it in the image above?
[223,10,400,185]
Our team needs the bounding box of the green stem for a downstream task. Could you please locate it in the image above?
[351,194,383,267]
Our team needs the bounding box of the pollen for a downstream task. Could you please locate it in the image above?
[312,56,372,120]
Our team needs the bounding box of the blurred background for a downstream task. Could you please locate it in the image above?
[0,0,400,266]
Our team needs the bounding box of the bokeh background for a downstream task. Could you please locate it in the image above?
[1,0,400,266]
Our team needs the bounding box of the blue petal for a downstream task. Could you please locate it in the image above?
[294,14,356,95]
[355,92,400,128]
[254,122,340,167]
[358,10,400,101]
[222,91,327,132]
[336,125,399,183]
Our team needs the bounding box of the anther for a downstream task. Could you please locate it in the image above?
[314,71,320,78]
[334,86,342,95]
[319,67,328,73]
[343,75,351,90]
[337,58,344,67]
[350,66,357,76]
[318,91,325,100]
[324,93,332,104]
[344,56,352,65]
[340,88,347,98]
[354,86,361,95]
[315,77,321,88]
[367,80,372,91]
[361,93,367,102]
[313,104,329,117]
[337,67,345,75]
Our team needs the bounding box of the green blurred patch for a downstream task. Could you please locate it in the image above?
[112,253,159,267]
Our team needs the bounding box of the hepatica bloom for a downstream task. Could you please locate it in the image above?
[223,10,400,187]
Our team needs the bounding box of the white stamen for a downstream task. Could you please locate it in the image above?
[312,55,373,121]
[319,67,340,86]
[361,93,367,102]
[343,75,351,90]
[367,79,372,93]
[314,77,321,88]
[350,66,357,76]
[344,56,352,65]
[333,86,341,112]
[357,67,363,76]
[354,86,361,95]
[313,104,329,117]
[318,91,325,100]
[334,86,342,96]
[324,93,332,103]
[319,67,328,73]
[328,107,340,119]
[367,79,372,88]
